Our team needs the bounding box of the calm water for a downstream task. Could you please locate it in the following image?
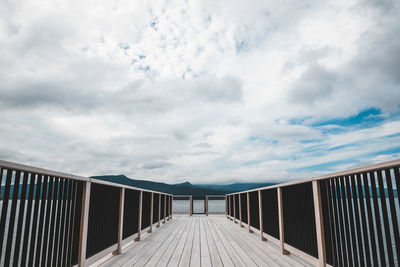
[172,199,226,213]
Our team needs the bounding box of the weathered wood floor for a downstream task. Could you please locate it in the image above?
[101,215,312,267]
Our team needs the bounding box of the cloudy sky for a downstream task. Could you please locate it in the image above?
[1,0,399,184]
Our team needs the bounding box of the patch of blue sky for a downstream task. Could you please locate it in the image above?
[312,107,384,128]
[367,146,400,157]
[288,108,400,135]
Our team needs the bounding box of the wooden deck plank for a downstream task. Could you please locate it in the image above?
[117,217,184,266]
[207,215,248,267]
[213,218,258,266]
[221,216,309,267]
[166,217,195,267]
[178,216,196,267]
[217,220,272,266]
[204,215,234,266]
[100,215,313,267]
[101,216,182,267]
[133,218,186,267]
[220,218,284,266]
[199,217,212,267]
[156,216,193,267]
[202,217,224,267]
[190,217,201,267]
[144,216,190,267]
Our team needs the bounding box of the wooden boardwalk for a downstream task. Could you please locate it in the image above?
[100,215,312,267]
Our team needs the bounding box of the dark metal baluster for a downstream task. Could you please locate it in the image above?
[377,170,394,266]
[394,167,400,215]
[328,179,340,266]
[333,178,347,267]
[48,178,62,266]
[369,171,386,265]
[41,176,55,267]
[58,179,70,266]
[28,174,43,266]
[55,178,66,266]
[356,173,371,267]
[21,173,36,266]
[350,174,365,267]
[363,172,379,266]
[385,168,400,263]
[12,171,29,266]
[35,175,49,266]
[69,181,81,266]
[46,177,59,266]
[4,170,21,266]
[345,175,358,267]
[340,176,353,266]
[0,169,13,261]
[66,180,77,267]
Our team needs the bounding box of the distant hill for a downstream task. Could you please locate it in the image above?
[91,175,277,196]
[91,175,226,196]
[195,182,277,193]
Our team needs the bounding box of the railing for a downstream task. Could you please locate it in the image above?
[226,159,400,266]
[172,195,226,215]
[0,160,172,267]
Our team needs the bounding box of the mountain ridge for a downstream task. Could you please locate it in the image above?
[91,175,277,196]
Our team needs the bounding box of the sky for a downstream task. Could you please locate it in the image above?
[0,0,400,184]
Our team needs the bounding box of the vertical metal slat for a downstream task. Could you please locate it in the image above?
[12,171,29,266]
[350,174,365,267]
[41,176,55,267]
[363,172,379,266]
[28,174,43,266]
[0,169,13,261]
[369,171,386,265]
[21,173,36,266]
[4,171,21,266]
[35,175,49,266]
[385,168,400,263]
[377,170,395,266]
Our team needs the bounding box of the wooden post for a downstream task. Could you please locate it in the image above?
[206,196,209,216]
[157,194,161,228]
[259,190,266,241]
[166,195,170,221]
[169,196,174,219]
[78,181,91,267]
[278,187,289,255]
[228,195,231,220]
[313,180,326,267]
[163,195,167,224]
[116,188,125,254]
[190,196,193,216]
[136,191,143,241]
[239,194,243,227]
[247,192,253,233]
[148,192,153,233]
[225,196,228,218]
[169,196,173,219]
[233,194,237,223]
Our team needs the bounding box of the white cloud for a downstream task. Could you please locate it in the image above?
[0,0,399,184]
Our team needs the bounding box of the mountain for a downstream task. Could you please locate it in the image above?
[194,182,277,193]
[91,175,227,196]
[90,175,277,196]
